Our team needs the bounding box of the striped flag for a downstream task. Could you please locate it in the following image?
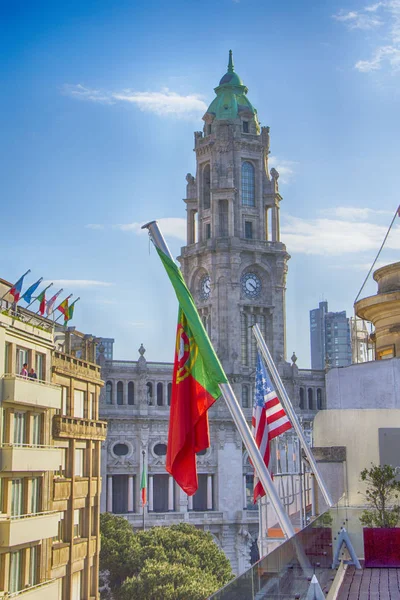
[252,351,292,503]
[141,463,147,506]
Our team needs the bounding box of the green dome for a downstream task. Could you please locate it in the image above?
[204,51,258,122]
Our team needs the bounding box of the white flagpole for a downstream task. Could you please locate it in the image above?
[252,324,333,508]
[142,220,296,540]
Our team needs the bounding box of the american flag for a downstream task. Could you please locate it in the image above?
[252,352,292,503]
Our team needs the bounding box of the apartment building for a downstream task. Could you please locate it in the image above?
[0,278,106,599]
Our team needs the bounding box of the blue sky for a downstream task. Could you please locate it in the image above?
[1,0,399,367]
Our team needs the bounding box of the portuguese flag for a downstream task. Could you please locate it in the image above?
[156,248,227,496]
[141,463,147,506]
[37,290,46,316]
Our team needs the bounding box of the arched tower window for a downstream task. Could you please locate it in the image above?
[242,385,249,408]
[117,381,123,405]
[157,383,163,406]
[147,382,153,405]
[167,383,172,406]
[203,164,211,210]
[242,162,255,206]
[128,382,134,405]
[317,388,323,410]
[106,381,112,405]
[308,388,314,410]
[299,387,305,410]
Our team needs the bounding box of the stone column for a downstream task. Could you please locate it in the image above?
[107,476,113,512]
[207,475,213,510]
[188,494,193,511]
[168,476,174,511]
[243,475,247,509]
[148,475,154,512]
[271,206,277,242]
[123,382,128,405]
[128,476,134,512]
[112,382,117,405]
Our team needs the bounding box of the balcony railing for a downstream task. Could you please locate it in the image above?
[52,351,101,382]
[0,444,64,472]
[0,301,54,335]
[0,510,61,547]
[53,415,107,440]
[7,578,61,599]
[1,374,62,410]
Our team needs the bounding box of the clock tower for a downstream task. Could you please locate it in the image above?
[179,51,290,383]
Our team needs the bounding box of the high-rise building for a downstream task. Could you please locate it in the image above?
[96,338,114,361]
[100,53,326,575]
[310,302,351,369]
[0,278,106,599]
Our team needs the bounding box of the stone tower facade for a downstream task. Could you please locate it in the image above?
[179,51,289,382]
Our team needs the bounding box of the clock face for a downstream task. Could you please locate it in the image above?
[199,275,211,300]
[241,273,261,298]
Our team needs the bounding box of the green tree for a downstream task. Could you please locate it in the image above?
[100,515,234,600]
[359,463,400,528]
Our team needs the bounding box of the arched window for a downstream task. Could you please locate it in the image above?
[167,383,172,406]
[117,381,123,405]
[242,385,249,408]
[299,387,305,410]
[106,381,112,405]
[147,382,153,405]
[203,164,211,209]
[317,388,323,410]
[128,382,134,405]
[308,388,314,410]
[242,162,255,206]
[157,383,163,406]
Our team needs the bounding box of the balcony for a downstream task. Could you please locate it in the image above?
[0,511,61,547]
[52,351,102,383]
[0,444,64,472]
[6,578,61,599]
[1,375,61,410]
[53,415,107,441]
[53,477,99,502]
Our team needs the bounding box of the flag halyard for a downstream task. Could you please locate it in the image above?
[252,352,292,504]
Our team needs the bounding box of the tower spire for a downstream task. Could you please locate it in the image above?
[228,49,234,73]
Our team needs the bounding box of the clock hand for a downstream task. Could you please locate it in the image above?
[248,282,256,290]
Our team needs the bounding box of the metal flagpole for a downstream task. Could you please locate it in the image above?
[142,220,295,540]
[25,282,52,310]
[55,297,81,324]
[0,269,31,302]
[142,450,146,532]
[251,324,333,508]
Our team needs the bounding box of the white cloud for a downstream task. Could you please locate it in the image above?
[281,213,400,255]
[85,224,105,230]
[269,155,297,185]
[43,279,114,288]
[116,217,187,241]
[334,1,400,73]
[63,84,207,119]
[333,9,383,29]
[320,206,392,220]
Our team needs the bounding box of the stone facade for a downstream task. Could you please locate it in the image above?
[99,53,326,574]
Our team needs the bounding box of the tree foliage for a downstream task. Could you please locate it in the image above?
[359,463,400,528]
[100,514,234,600]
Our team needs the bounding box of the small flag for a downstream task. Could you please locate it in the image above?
[57,297,69,318]
[155,247,227,496]
[9,273,28,303]
[141,463,147,506]
[37,290,47,316]
[46,289,63,316]
[21,278,43,304]
[252,352,292,503]
[64,298,79,324]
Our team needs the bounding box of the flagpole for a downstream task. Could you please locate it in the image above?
[54,294,73,317]
[252,324,333,508]
[0,269,31,301]
[142,220,296,540]
[142,450,146,532]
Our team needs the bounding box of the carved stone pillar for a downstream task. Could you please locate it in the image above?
[128,476,134,512]
[148,475,154,512]
[168,476,174,511]
[207,475,213,510]
[107,476,113,512]
[188,494,193,511]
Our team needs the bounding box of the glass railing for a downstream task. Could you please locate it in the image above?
[209,503,361,599]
